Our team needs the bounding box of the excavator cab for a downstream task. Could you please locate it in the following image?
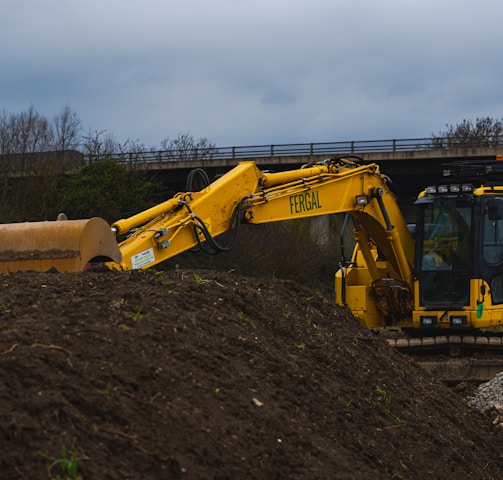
[415,196,472,307]
[413,162,503,330]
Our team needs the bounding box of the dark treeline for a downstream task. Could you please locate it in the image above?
[0,105,215,222]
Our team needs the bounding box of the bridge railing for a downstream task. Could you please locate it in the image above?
[87,136,501,164]
[219,138,432,159]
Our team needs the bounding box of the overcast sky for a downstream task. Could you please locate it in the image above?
[1,0,502,149]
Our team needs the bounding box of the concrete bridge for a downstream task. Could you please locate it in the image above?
[15,138,499,215]
[130,140,501,216]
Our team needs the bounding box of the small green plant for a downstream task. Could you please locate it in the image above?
[337,395,353,407]
[237,310,256,328]
[375,385,393,412]
[391,473,406,480]
[193,273,203,283]
[295,342,306,350]
[131,310,146,322]
[39,437,79,480]
[305,306,313,326]
[374,385,407,426]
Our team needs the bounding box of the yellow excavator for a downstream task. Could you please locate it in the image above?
[2,156,503,348]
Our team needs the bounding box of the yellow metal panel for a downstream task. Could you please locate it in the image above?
[0,217,121,273]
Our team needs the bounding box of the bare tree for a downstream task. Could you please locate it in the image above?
[83,131,148,161]
[0,107,55,219]
[54,105,81,152]
[0,110,15,155]
[160,133,218,161]
[0,110,14,214]
[431,117,503,148]
[0,106,82,221]
[83,129,120,160]
[11,105,53,155]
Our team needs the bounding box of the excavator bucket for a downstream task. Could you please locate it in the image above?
[0,217,122,273]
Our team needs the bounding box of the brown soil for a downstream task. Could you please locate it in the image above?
[0,268,502,479]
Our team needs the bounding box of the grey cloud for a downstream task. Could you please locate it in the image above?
[1,0,503,147]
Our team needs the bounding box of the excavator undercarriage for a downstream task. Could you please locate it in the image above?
[385,331,503,384]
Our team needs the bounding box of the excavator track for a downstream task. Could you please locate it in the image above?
[385,333,503,385]
[386,334,503,353]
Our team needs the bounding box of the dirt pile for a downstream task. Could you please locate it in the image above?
[0,269,502,479]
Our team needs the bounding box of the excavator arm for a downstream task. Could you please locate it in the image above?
[111,157,414,290]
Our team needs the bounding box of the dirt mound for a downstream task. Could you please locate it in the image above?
[0,269,502,479]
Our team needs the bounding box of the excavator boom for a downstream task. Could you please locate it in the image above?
[110,159,414,288]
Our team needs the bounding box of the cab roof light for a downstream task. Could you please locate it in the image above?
[426,184,470,195]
